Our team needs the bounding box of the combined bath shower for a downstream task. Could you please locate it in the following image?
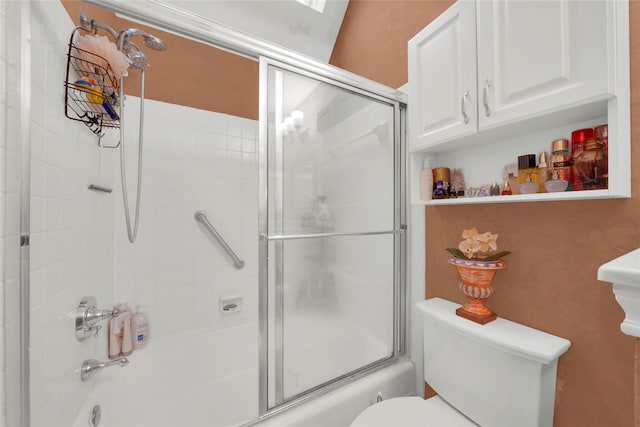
[79,12,167,243]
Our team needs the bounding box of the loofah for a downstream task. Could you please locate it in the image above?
[74,33,131,78]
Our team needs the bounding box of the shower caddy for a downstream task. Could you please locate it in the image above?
[64,26,120,147]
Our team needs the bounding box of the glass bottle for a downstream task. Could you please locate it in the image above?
[518,154,539,192]
[450,168,465,197]
[537,151,549,193]
[490,181,500,196]
[433,167,451,198]
[573,138,608,190]
[571,128,594,191]
[507,172,519,195]
[550,138,572,189]
[433,180,446,199]
[595,124,608,148]
[501,177,512,195]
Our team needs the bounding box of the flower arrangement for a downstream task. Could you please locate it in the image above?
[446,227,510,262]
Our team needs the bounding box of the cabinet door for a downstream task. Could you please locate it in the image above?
[408,0,477,150]
[476,0,614,130]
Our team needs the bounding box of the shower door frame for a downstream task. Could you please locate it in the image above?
[258,57,407,416]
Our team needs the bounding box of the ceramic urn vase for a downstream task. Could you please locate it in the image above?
[449,257,507,324]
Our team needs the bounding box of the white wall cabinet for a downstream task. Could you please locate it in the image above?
[408,0,629,205]
[407,0,477,148]
[476,0,615,131]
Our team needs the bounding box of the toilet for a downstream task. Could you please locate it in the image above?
[351,298,571,427]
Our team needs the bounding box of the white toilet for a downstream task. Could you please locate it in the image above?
[351,298,571,427]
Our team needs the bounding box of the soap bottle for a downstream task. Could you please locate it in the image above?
[537,151,549,193]
[420,158,433,201]
[131,306,150,350]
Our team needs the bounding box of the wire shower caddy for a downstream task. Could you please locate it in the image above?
[64,27,121,147]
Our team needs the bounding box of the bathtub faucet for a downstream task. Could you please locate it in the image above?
[81,357,129,381]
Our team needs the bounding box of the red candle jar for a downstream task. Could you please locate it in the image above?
[571,128,594,191]
[573,138,608,190]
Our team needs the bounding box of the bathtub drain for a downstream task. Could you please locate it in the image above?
[90,405,101,427]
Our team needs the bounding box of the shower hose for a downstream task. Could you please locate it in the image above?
[118,69,145,243]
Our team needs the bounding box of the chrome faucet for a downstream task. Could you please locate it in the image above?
[75,296,119,341]
[85,306,119,324]
[81,358,129,381]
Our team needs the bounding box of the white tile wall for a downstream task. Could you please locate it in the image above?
[111,97,258,339]
[27,3,118,427]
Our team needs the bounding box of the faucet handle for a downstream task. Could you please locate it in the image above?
[92,324,102,338]
[86,306,119,324]
[75,296,119,342]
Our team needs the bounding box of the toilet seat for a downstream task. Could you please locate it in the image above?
[350,396,477,427]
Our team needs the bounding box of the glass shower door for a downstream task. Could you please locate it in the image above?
[259,58,405,411]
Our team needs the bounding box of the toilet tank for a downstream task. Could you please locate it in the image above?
[418,298,570,427]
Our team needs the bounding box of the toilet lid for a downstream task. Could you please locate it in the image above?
[350,396,477,427]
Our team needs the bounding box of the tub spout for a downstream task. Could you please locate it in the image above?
[81,357,129,381]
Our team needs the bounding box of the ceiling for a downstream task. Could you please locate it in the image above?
[159,0,350,62]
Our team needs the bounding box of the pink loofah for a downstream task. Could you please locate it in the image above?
[74,33,131,78]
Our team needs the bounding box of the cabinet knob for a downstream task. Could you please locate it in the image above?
[483,79,492,117]
[461,90,470,124]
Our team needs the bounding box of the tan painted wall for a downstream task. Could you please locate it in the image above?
[331,1,639,426]
[60,0,258,120]
[330,0,453,88]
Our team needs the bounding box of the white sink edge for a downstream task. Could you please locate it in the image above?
[597,248,640,288]
[598,248,640,338]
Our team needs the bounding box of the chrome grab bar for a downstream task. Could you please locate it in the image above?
[194,211,245,269]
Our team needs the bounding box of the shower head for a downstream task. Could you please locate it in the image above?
[117,28,167,52]
[116,28,167,70]
[124,43,150,70]
[141,34,167,51]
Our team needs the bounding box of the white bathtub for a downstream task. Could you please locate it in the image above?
[250,360,416,427]
[72,321,415,427]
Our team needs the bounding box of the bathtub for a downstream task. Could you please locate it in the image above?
[249,360,416,427]
[72,321,415,427]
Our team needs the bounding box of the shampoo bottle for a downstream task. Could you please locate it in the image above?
[420,158,433,201]
[131,306,150,350]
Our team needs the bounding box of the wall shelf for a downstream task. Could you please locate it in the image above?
[409,99,627,205]
[414,189,612,206]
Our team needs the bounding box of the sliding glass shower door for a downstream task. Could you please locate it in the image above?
[259,58,405,411]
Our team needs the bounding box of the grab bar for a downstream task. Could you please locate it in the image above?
[194,211,245,269]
